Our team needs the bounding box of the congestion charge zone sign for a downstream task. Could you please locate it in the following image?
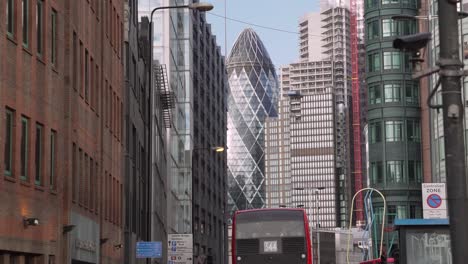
[422,183,448,219]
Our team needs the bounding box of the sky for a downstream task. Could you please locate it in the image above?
[205,0,320,68]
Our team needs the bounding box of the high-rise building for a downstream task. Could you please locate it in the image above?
[364,0,423,253]
[192,12,228,264]
[139,0,194,237]
[227,28,279,214]
[267,61,344,228]
[124,1,166,262]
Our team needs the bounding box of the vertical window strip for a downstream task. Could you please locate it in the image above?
[51,9,58,65]
[22,0,29,47]
[37,0,43,55]
[50,130,56,189]
[20,117,29,181]
[72,143,77,202]
[4,110,14,176]
[35,123,43,185]
[7,0,15,36]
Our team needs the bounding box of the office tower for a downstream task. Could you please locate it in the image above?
[123,2,163,261]
[364,0,423,253]
[139,0,194,237]
[268,61,340,228]
[192,12,228,264]
[226,28,279,214]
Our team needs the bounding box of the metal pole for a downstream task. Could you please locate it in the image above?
[316,191,320,264]
[437,0,468,262]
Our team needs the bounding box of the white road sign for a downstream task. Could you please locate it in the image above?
[168,234,193,264]
[422,183,448,219]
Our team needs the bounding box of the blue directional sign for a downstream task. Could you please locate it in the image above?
[136,242,162,258]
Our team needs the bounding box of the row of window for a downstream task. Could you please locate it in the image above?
[367,19,417,41]
[4,109,56,188]
[71,143,122,226]
[369,81,419,105]
[366,0,418,9]
[368,51,412,73]
[6,0,57,64]
[370,160,423,184]
[375,204,422,224]
[72,32,123,140]
[369,119,421,143]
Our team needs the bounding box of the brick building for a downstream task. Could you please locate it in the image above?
[0,0,125,263]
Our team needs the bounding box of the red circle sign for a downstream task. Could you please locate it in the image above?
[427,193,442,208]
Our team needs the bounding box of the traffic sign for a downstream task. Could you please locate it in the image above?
[422,183,447,219]
[167,234,193,264]
[136,241,162,258]
[427,194,442,208]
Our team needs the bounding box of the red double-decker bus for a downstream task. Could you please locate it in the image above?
[232,208,313,264]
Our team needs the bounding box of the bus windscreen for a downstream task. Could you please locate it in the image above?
[235,210,305,239]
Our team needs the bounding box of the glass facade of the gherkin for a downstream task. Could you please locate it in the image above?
[226,28,279,215]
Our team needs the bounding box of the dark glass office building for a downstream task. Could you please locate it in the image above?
[365,0,423,253]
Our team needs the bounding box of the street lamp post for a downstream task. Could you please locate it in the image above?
[293,187,325,264]
[146,3,213,264]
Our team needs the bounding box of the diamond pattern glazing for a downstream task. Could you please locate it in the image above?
[226,29,279,215]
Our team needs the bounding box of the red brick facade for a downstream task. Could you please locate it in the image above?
[0,0,124,263]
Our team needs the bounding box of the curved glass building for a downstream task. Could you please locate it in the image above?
[365,0,423,253]
[226,28,279,214]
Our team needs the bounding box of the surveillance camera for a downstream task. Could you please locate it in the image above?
[392,32,432,52]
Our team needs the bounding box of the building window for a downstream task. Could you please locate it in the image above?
[72,143,77,202]
[50,130,56,189]
[384,83,401,103]
[367,20,379,40]
[85,49,89,101]
[4,109,14,176]
[369,121,382,143]
[20,116,29,181]
[408,160,422,183]
[385,120,403,142]
[382,19,398,37]
[35,123,43,186]
[22,0,29,47]
[73,32,78,90]
[407,120,421,142]
[400,20,417,35]
[51,9,57,65]
[370,161,383,184]
[366,0,379,8]
[368,53,381,72]
[36,0,44,55]
[406,82,419,104]
[402,0,417,8]
[386,161,404,183]
[382,0,399,5]
[7,0,15,37]
[369,83,382,104]
[409,205,422,218]
[383,51,401,70]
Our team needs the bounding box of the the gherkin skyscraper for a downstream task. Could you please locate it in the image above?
[227,28,279,215]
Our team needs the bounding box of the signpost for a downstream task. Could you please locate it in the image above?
[136,241,162,258]
[167,234,193,264]
[422,183,448,219]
